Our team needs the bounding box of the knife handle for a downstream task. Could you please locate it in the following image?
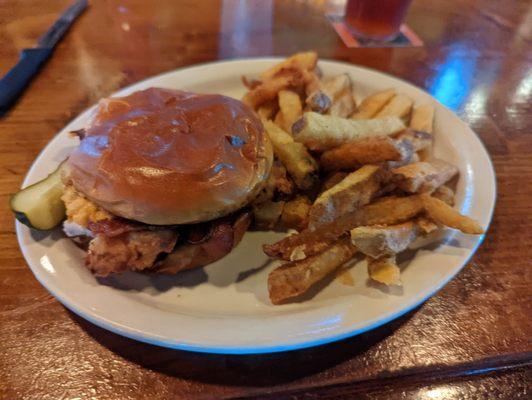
[0,48,53,116]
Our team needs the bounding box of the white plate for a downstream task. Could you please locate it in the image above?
[16,58,496,354]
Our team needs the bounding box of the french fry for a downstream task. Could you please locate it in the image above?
[243,52,485,304]
[254,170,275,204]
[367,255,401,286]
[243,70,307,110]
[350,221,419,258]
[375,94,413,118]
[386,150,418,170]
[397,126,433,162]
[352,195,426,225]
[274,110,285,128]
[395,129,433,152]
[305,73,354,116]
[261,51,318,81]
[432,185,455,206]
[278,90,303,132]
[275,143,319,190]
[416,216,439,234]
[323,73,352,100]
[255,160,295,204]
[272,161,295,198]
[410,104,435,133]
[321,171,348,192]
[320,137,413,170]
[268,237,357,304]
[422,194,484,234]
[263,119,293,144]
[252,200,285,230]
[306,90,332,113]
[328,91,356,117]
[352,89,395,119]
[409,152,421,164]
[309,165,383,229]
[292,112,406,151]
[257,100,278,120]
[263,120,318,190]
[279,195,312,231]
[304,70,333,113]
[264,195,424,260]
[392,159,458,193]
[241,76,261,90]
[304,70,322,95]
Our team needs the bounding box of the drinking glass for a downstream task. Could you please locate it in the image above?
[345,0,414,41]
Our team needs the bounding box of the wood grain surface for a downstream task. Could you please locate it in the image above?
[0,0,531,399]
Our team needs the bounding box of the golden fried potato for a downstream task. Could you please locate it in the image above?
[392,159,458,193]
[254,171,275,205]
[255,160,295,204]
[242,51,484,305]
[243,70,306,110]
[321,171,349,192]
[375,94,413,119]
[309,165,383,229]
[268,237,357,304]
[367,255,401,286]
[421,194,484,234]
[306,91,332,113]
[278,90,303,132]
[323,73,352,100]
[304,70,332,113]
[275,142,319,190]
[328,90,356,117]
[252,200,285,230]
[274,110,285,128]
[263,120,318,190]
[304,70,322,95]
[263,119,293,145]
[264,195,424,260]
[351,221,419,258]
[320,137,413,170]
[279,195,312,231]
[272,161,295,198]
[395,129,433,152]
[305,73,354,116]
[410,104,435,133]
[292,112,405,151]
[352,89,395,119]
[261,51,318,81]
[432,185,455,206]
[416,216,439,234]
[257,100,278,120]
[241,76,261,90]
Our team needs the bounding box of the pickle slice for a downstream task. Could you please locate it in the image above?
[10,161,66,230]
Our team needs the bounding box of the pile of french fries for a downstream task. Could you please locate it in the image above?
[242,52,484,305]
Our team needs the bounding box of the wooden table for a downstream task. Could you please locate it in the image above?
[1,0,531,398]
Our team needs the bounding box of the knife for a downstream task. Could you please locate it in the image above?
[0,0,88,116]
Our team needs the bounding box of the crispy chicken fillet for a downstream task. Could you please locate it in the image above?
[86,230,178,276]
[62,184,248,276]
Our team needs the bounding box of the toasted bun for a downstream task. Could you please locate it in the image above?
[66,88,272,225]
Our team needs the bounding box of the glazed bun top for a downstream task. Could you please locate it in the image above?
[66,87,272,225]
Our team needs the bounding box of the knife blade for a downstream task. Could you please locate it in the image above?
[0,0,88,116]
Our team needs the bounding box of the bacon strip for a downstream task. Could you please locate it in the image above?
[87,218,144,237]
[155,211,251,274]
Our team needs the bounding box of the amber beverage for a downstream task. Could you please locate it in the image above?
[345,0,413,41]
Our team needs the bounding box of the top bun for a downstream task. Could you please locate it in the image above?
[66,88,272,225]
